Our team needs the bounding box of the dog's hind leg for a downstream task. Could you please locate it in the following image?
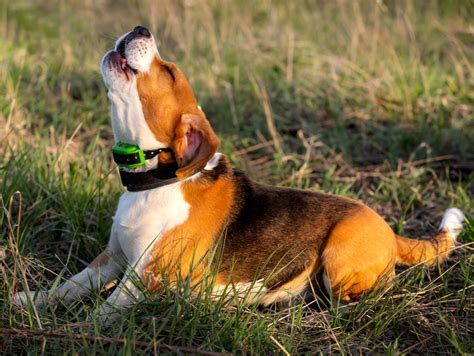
[321,206,397,301]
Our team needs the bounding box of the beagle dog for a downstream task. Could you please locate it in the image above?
[13,26,465,318]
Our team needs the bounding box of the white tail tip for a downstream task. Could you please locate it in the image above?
[439,208,465,239]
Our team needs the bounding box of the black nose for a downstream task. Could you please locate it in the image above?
[133,25,151,38]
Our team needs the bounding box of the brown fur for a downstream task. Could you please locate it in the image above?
[396,231,455,266]
[135,55,458,303]
[173,114,220,179]
[142,161,235,291]
[218,169,361,289]
[322,207,397,301]
[137,59,203,145]
[137,58,219,179]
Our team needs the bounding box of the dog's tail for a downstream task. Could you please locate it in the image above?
[395,208,465,266]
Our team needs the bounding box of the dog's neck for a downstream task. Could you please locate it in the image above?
[109,91,165,150]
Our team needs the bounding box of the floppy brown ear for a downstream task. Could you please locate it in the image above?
[173,113,220,179]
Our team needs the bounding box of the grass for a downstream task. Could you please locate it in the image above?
[0,0,473,353]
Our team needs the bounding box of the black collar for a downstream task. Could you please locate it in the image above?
[119,162,180,192]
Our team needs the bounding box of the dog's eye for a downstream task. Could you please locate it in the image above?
[164,65,175,81]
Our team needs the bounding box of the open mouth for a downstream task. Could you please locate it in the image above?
[111,39,138,80]
[108,51,135,81]
[116,42,137,72]
[120,56,138,80]
[106,26,153,81]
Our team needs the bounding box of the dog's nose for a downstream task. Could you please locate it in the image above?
[133,25,151,38]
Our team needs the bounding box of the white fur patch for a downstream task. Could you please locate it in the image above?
[12,290,48,307]
[125,36,159,73]
[101,30,167,172]
[113,182,189,263]
[113,30,159,74]
[101,182,190,315]
[322,273,332,295]
[260,279,309,306]
[187,153,223,183]
[204,152,223,171]
[109,88,165,151]
[439,208,465,239]
[212,280,267,305]
[101,51,165,154]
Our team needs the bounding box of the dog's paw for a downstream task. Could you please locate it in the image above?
[12,290,48,308]
[88,303,121,323]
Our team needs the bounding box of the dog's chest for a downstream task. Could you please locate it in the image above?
[112,183,190,261]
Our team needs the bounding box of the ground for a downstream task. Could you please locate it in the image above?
[0,0,473,354]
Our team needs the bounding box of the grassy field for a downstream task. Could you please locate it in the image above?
[1,0,473,353]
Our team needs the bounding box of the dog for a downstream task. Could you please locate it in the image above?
[13,26,465,318]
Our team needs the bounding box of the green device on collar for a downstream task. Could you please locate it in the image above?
[112,142,146,169]
[112,142,173,169]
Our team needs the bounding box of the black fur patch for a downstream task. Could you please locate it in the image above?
[206,158,362,289]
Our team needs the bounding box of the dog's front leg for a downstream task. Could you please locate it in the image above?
[13,238,123,308]
[89,228,167,321]
[90,263,145,321]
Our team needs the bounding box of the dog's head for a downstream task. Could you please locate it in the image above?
[101,26,220,179]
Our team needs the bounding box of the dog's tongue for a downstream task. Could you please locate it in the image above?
[120,57,131,81]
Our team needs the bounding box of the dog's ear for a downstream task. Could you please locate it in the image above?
[173,113,220,179]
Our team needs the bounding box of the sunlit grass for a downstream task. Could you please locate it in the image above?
[0,0,473,353]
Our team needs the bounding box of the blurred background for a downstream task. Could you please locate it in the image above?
[1,1,473,353]
[1,0,473,261]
